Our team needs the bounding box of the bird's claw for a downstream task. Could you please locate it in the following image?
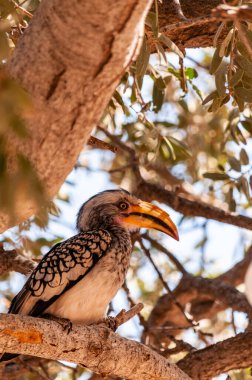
[59,318,73,334]
[101,316,118,332]
[42,313,72,334]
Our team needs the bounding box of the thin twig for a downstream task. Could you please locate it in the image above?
[97,126,135,155]
[0,243,36,276]
[179,57,187,92]
[13,1,33,18]
[160,336,195,356]
[115,303,144,328]
[161,15,216,33]
[138,237,197,328]
[87,136,117,153]
[141,232,187,274]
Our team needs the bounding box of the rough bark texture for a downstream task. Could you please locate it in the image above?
[148,0,224,51]
[178,331,252,380]
[0,0,229,234]
[0,314,190,380]
[139,181,252,231]
[0,0,152,232]
[145,272,252,349]
[1,245,252,380]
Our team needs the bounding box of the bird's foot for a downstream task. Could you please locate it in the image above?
[96,316,118,332]
[104,316,118,331]
[42,313,72,334]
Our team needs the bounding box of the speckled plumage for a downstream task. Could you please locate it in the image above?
[9,226,132,323]
[7,190,135,325]
[1,189,178,362]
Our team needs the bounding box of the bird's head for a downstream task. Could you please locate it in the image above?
[77,189,179,241]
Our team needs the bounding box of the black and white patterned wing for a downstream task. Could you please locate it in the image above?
[9,229,112,317]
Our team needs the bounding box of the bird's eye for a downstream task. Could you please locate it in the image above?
[119,202,129,210]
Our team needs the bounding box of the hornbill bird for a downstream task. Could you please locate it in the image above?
[0,189,178,362]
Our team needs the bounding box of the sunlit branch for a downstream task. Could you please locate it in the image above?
[0,314,190,380]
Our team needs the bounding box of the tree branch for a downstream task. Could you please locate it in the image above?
[178,331,252,380]
[87,136,117,153]
[145,271,252,348]
[0,243,36,276]
[148,0,226,51]
[139,180,252,231]
[0,314,190,380]
[98,129,252,231]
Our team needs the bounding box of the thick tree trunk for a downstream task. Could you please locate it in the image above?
[0,0,152,232]
[1,0,227,233]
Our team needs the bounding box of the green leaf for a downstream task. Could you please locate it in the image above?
[158,33,184,59]
[203,172,230,180]
[191,82,203,101]
[210,46,223,75]
[168,67,180,79]
[163,137,176,160]
[228,156,241,172]
[168,136,191,157]
[135,35,150,88]
[185,67,198,79]
[240,148,249,165]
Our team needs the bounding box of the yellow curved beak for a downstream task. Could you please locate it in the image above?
[122,200,179,241]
